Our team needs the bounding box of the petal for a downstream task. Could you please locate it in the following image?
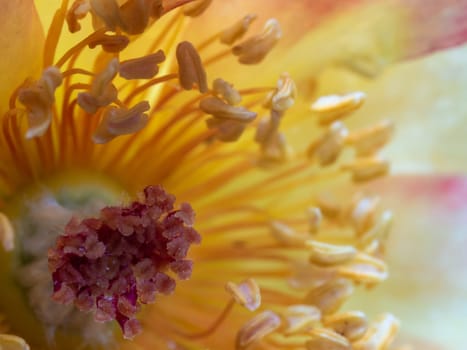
[0,0,44,114]
[347,175,467,350]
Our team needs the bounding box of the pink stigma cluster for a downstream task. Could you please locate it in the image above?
[48,185,201,339]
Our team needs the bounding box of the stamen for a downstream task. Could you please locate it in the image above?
[176,41,209,93]
[0,212,14,251]
[352,314,399,350]
[0,334,30,350]
[90,0,123,32]
[119,50,166,80]
[255,110,290,164]
[67,0,91,33]
[220,14,257,45]
[93,101,150,143]
[200,97,256,122]
[303,279,353,315]
[236,310,281,350]
[359,210,393,247]
[17,66,63,138]
[349,196,380,234]
[269,221,307,246]
[305,328,351,350]
[311,92,366,125]
[225,278,261,311]
[182,0,212,17]
[341,157,389,182]
[337,253,388,284]
[212,78,242,105]
[281,305,321,335]
[232,19,282,64]
[307,122,348,166]
[48,185,201,339]
[87,33,130,53]
[306,241,357,266]
[323,311,368,341]
[346,120,394,156]
[264,73,297,112]
[77,58,119,114]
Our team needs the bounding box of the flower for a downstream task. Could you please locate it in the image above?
[0,0,466,349]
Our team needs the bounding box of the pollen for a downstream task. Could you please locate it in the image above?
[48,185,201,339]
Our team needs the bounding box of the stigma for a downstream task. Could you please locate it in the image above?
[48,185,201,339]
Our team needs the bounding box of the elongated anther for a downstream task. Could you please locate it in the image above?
[200,97,256,122]
[212,78,242,105]
[342,157,389,182]
[220,14,257,45]
[323,311,368,341]
[305,328,351,350]
[93,101,150,143]
[337,253,388,284]
[120,50,166,80]
[88,34,130,53]
[307,122,348,166]
[281,305,321,335]
[67,0,91,33]
[352,314,399,350]
[225,278,261,311]
[346,120,394,156]
[270,221,307,246]
[236,310,281,349]
[304,278,353,315]
[311,92,366,125]
[233,19,282,64]
[306,241,357,266]
[176,41,208,93]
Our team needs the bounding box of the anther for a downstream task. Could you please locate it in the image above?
[323,311,368,341]
[18,66,63,138]
[307,207,322,234]
[307,122,348,166]
[220,14,257,45]
[232,19,282,64]
[306,241,357,267]
[337,253,388,284]
[263,73,297,112]
[212,78,242,105]
[303,278,353,315]
[67,0,91,33]
[255,111,290,163]
[236,310,281,350]
[311,92,366,125]
[359,210,393,245]
[341,157,389,182]
[281,305,321,335]
[93,101,150,143]
[305,328,351,350]
[0,212,14,251]
[88,34,130,53]
[352,314,399,350]
[182,0,212,17]
[270,221,306,246]
[77,58,119,114]
[119,50,166,80]
[349,196,380,234]
[225,278,261,311]
[346,120,394,156]
[176,41,209,93]
[200,97,256,122]
[90,0,123,32]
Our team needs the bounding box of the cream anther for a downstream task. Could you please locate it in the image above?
[307,207,322,234]
[225,278,261,311]
[176,41,208,93]
[220,14,257,45]
[232,18,282,64]
[349,196,380,234]
[67,0,91,33]
[346,120,394,156]
[337,253,388,284]
[270,221,307,246]
[311,92,366,125]
[304,279,353,314]
[305,328,351,350]
[18,66,63,138]
[236,310,281,349]
[0,212,14,251]
[306,241,357,266]
[93,101,150,143]
[282,305,321,335]
[264,73,296,112]
[78,59,119,114]
[88,34,130,53]
[212,78,242,105]
[352,314,399,350]
[342,157,389,182]
[120,50,166,79]
[323,311,368,341]
[200,97,256,122]
[307,121,348,166]
[183,0,212,17]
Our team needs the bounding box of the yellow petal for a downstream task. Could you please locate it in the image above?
[0,0,44,114]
